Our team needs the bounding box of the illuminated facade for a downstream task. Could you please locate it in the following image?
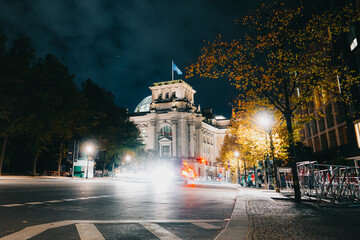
[301,0,360,160]
[130,79,230,178]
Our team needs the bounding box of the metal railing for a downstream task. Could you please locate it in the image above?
[297,161,360,204]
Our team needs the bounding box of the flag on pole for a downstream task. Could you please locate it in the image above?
[172,61,183,75]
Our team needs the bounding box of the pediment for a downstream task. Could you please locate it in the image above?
[158,137,172,143]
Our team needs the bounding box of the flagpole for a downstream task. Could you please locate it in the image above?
[172,60,174,80]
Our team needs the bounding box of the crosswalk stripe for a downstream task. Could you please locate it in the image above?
[192,222,221,229]
[0,219,224,240]
[141,223,182,240]
[76,223,105,240]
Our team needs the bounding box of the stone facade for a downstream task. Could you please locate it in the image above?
[130,79,230,178]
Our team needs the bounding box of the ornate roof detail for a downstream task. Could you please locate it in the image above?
[134,95,152,113]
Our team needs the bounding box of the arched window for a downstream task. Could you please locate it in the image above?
[172,92,176,98]
[160,126,172,137]
[166,92,169,99]
[159,93,162,99]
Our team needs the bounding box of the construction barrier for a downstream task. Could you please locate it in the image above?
[297,161,360,204]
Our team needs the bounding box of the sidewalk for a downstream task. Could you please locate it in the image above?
[215,186,360,240]
[215,186,281,240]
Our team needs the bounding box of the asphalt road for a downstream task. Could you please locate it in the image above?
[0,177,238,240]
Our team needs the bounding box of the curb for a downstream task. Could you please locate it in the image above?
[215,191,249,240]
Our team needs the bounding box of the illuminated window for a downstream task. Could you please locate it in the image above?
[355,122,360,148]
[351,38,358,51]
[160,126,172,137]
[338,126,348,145]
[349,27,358,51]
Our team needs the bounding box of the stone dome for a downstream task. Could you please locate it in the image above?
[134,95,152,113]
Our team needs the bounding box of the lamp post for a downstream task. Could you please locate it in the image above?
[85,144,94,179]
[125,155,131,176]
[258,113,281,192]
[234,151,241,185]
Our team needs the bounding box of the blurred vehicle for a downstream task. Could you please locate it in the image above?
[181,161,196,183]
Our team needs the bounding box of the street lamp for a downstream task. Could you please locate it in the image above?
[257,112,281,192]
[85,144,94,179]
[234,151,241,185]
[125,155,131,162]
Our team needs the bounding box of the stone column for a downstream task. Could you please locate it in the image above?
[178,118,187,157]
[150,120,157,157]
[171,119,177,157]
[188,121,195,157]
[195,123,202,158]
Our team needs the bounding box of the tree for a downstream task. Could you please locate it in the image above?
[0,36,36,175]
[81,79,143,174]
[0,32,7,175]
[188,2,360,201]
[217,99,287,184]
[34,54,87,175]
[216,133,239,183]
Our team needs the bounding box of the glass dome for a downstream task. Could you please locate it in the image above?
[134,95,152,112]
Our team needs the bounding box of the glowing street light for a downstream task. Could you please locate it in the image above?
[257,112,280,192]
[234,151,239,157]
[125,155,131,162]
[257,112,274,130]
[86,145,94,155]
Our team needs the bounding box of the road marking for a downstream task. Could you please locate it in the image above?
[0,219,224,240]
[141,223,182,240]
[45,200,63,203]
[0,204,25,207]
[76,223,105,240]
[25,202,44,205]
[0,195,112,208]
[192,222,221,229]
[0,220,76,240]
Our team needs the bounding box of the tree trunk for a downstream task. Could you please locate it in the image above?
[101,152,106,177]
[244,161,247,186]
[285,113,301,202]
[32,151,40,176]
[0,134,9,176]
[57,141,64,176]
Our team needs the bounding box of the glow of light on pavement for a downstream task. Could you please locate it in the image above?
[151,166,175,183]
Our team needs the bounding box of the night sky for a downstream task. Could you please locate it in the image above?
[0,0,258,118]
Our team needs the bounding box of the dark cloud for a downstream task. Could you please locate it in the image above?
[0,0,257,117]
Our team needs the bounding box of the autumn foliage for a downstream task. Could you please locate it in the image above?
[187,2,360,201]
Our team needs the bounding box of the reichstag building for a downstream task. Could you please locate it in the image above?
[130,79,230,178]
